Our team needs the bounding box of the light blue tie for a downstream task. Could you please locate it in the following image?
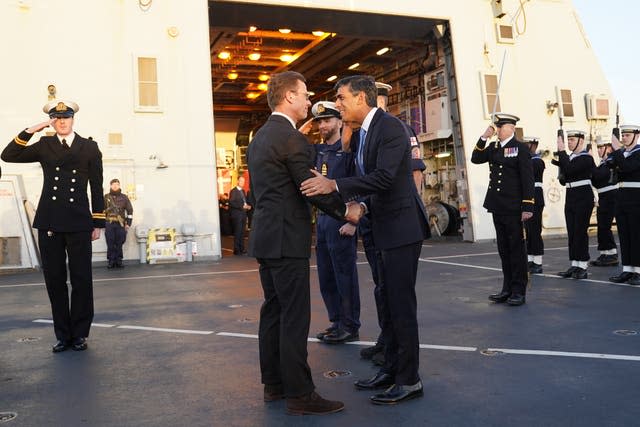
[357,128,367,175]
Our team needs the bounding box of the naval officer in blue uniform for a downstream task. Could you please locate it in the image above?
[311,101,361,344]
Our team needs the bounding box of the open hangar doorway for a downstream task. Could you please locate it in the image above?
[208,1,473,240]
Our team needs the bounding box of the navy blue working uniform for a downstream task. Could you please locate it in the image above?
[314,141,360,336]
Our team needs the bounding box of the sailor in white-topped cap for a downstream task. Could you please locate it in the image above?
[589,135,619,267]
[472,112,534,306]
[553,127,595,279]
[608,124,640,285]
[522,136,545,274]
[1,99,104,353]
[43,100,79,118]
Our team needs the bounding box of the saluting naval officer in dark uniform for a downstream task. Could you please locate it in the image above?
[1,100,105,352]
[471,113,534,306]
[552,130,595,279]
[589,136,619,267]
[309,101,361,344]
[523,137,545,274]
[608,124,640,285]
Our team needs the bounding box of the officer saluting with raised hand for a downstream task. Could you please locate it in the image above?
[552,130,595,279]
[1,100,105,353]
[608,124,640,285]
[471,113,534,306]
[589,136,619,267]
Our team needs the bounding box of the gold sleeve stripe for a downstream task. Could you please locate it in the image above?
[522,199,535,204]
[92,213,106,219]
[474,144,488,151]
[14,136,27,146]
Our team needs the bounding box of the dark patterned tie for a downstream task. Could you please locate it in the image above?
[61,138,70,149]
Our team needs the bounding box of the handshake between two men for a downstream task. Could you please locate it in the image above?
[301,169,364,235]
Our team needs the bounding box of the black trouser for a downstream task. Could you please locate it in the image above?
[358,216,385,346]
[615,203,640,267]
[492,214,527,295]
[257,257,314,398]
[38,230,94,342]
[105,221,126,265]
[230,209,247,253]
[565,189,593,261]
[525,204,544,256]
[596,190,617,251]
[378,241,422,385]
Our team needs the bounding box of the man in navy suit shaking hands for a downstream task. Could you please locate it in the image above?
[301,75,430,405]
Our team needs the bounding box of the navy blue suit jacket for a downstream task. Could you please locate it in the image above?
[336,109,430,250]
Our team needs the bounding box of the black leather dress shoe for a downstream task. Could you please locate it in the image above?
[571,268,588,279]
[529,263,543,274]
[316,325,337,340]
[370,381,423,405]
[507,294,526,306]
[354,372,395,390]
[590,254,619,267]
[322,330,358,344]
[488,291,510,303]
[72,337,88,351]
[52,340,70,353]
[360,342,384,359]
[609,271,634,283]
[628,273,640,286]
[557,266,578,278]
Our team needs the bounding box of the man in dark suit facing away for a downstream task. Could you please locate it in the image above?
[247,71,363,416]
[301,75,430,405]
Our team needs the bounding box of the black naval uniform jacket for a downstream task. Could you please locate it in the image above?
[532,154,545,207]
[554,150,595,206]
[471,136,535,215]
[609,146,640,210]
[1,130,106,231]
[608,145,640,266]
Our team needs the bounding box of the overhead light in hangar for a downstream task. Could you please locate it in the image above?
[258,74,270,82]
[326,75,338,82]
[435,151,451,159]
[257,83,268,91]
[376,47,390,56]
[246,92,260,99]
[312,30,325,37]
[249,26,257,32]
[217,51,231,60]
[308,91,315,96]
[248,52,261,61]
[280,54,294,62]
[227,71,239,80]
[348,63,360,70]
[278,28,292,34]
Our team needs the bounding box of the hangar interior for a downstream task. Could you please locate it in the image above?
[208,1,469,238]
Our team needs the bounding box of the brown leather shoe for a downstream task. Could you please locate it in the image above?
[286,391,344,415]
[263,384,284,402]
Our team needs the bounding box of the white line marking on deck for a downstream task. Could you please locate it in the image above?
[488,348,640,362]
[31,320,638,362]
[117,325,214,335]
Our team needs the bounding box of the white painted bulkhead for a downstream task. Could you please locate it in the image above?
[0,0,614,266]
